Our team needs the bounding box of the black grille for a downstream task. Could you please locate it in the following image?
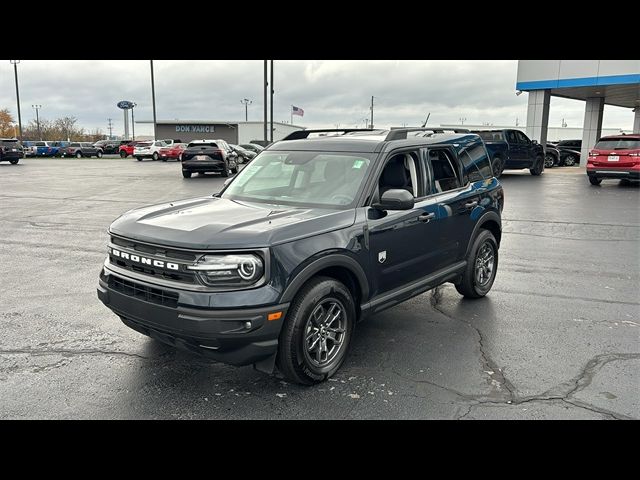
[111,236,197,261]
[109,276,178,308]
[109,255,196,283]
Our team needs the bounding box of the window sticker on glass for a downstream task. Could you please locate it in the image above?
[352,159,365,169]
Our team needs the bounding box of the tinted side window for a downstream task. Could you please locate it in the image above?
[515,131,530,144]
[505,131,517,143]
[459,141,492,182]
[428,149,461,193]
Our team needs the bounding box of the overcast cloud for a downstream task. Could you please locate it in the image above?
[0,60,634,137]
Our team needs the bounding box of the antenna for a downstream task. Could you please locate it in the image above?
[421,113,431,128]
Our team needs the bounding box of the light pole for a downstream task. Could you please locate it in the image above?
[241,98,252,121]
[131,103,137,141]
[150,60,157,140]
[10,61,23,140]
[32,104,42,140]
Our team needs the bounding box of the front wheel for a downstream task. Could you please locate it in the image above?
[75,151,83,158]
[182,170,192,178]
[589,176,602,186]
[530,155,544,176]
[152,152,159,161]
[136,157,143,161]
[120,151,127,158]
[96,151,103,158]
[277,276,355,385]
[9,159,19,165]
[455,229,499,299]
[544,154,555,168]
[564,154,577,167]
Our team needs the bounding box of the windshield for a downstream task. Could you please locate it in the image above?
[222,151,374,208]
[595,138,640,150]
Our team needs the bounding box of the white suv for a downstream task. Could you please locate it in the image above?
[133,140,168,161]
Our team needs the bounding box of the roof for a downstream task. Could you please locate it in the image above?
[599,134,640,139]
[270,130,478,153]
[135,120,305,128]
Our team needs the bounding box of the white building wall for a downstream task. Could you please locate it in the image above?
[237,122,304,144]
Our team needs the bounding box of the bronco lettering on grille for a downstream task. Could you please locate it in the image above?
[109,247,179,271]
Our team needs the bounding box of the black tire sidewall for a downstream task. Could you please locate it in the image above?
[470,230,499,296]
[279,278,355,384]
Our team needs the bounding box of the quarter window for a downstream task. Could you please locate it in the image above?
[427,149,461,193]
[459,142,492,182]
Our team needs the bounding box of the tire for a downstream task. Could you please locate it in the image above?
[530,155,544,176]
[96,151,103,158]
[589,176,602,186]
[182,170,192,178]
[455,229,499,299]
[178,154,183,162]
[277,276,355,385]
[491,156,504,178]
[564,154,577,167]
[136,157,143,161]
[75,151,82,158]
[221,163,229,177]
[9,159,19,165]
[120,151,127,158]
[162,158,167,162]
[231,164,239,174]
[544,154,555,168]
[152,152,159,161]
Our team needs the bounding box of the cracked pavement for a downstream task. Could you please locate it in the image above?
[0,159,638,419]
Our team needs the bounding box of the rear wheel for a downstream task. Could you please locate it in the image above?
[152,152,159,161]
[162,158,167,162]
[530,155,544,176]
[455,229,499,298]
[136,157,143,161]
[9,159,19,165]
[491,156,504,177]
[564,154,577,167]
[221,163,229,177]
[182,170,192,178]
[96,151,103,158]
[120,150,127,158]
[75,151,82,158]
[277,276,355,385]
[588,176,602,185]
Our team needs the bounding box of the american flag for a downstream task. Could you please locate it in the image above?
[292,105,304,117]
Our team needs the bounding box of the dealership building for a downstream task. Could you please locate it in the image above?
[516,60,640,165]
[135,120,304,144]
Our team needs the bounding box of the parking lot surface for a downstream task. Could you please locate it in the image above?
[1,157,638,419]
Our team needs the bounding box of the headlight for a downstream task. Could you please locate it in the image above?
[187,253,265,287]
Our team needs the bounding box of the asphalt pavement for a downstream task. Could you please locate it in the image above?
[0,157,638,419]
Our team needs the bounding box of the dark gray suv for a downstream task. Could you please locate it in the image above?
[98,128,504,384]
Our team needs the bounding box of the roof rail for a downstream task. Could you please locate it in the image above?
[281,128,374,141]
[385,127,470,141]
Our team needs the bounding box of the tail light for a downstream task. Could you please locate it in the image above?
[629,152,640,157]
[589,151,598,157]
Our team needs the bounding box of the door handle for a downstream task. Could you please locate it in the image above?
[418,212,435,222]
[464,201,478,209]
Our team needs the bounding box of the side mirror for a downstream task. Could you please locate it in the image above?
[372,189,414,211]
[532,139,538,144]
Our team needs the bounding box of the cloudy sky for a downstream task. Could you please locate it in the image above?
[0,60,635,137]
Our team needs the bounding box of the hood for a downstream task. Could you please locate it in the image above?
[109,196,356,250]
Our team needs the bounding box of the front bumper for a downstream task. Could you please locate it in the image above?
[97,268,289,365]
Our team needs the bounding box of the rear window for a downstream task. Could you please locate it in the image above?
[595,138,640,150]
[1,139,20,146]
[474,131,503,142]
[35,142,46,146]
[137,142,152,147]
[70,143,80,147]
[188,142,218,148]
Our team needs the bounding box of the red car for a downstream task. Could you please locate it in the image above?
[587,134,640,185]
[159,143,187,162]
[118,141,143,158]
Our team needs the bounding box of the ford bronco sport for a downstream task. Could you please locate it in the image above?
[97,128,504,384]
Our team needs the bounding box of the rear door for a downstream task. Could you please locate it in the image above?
[505,130,525,165]
[515,130,536,166]
[426,146,483,263]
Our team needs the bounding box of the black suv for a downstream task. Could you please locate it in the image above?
[97,128,504,384]
[180,139,238,178]
[0,138,24,164]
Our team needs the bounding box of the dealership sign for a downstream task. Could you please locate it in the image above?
[175,125,216,133]
[117,100,135,109]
